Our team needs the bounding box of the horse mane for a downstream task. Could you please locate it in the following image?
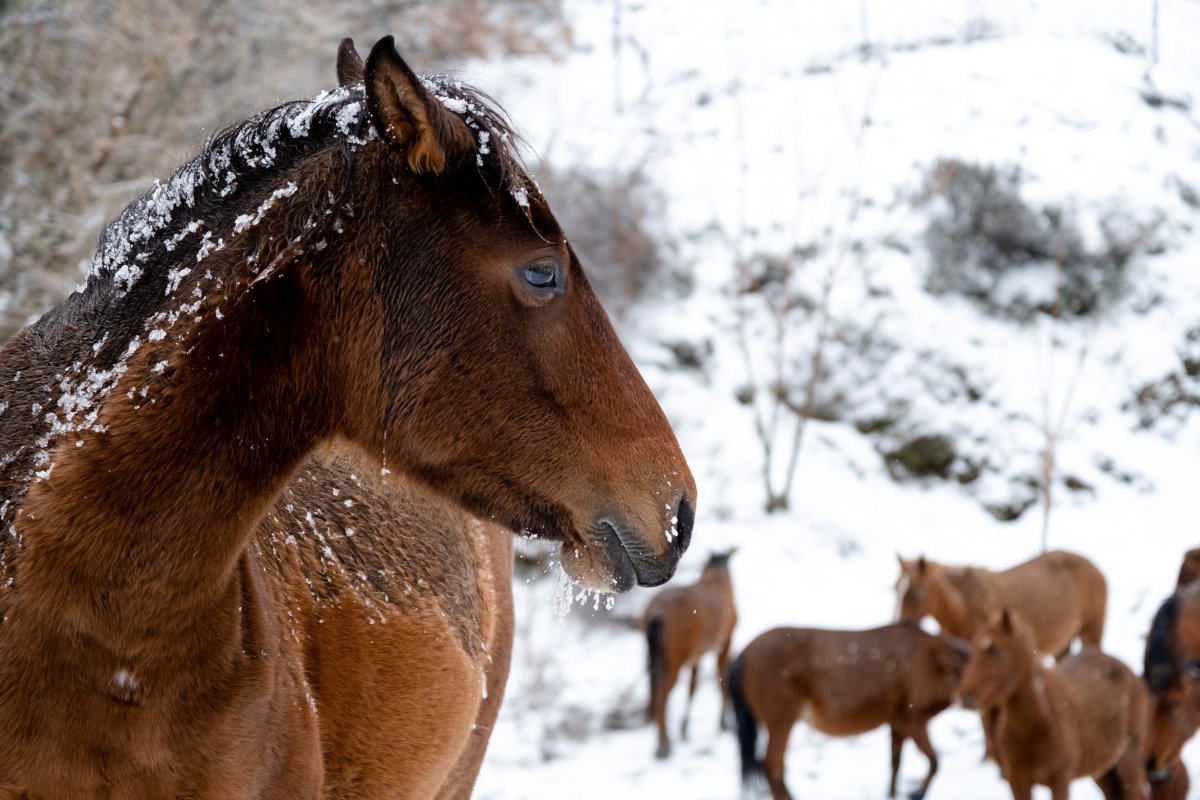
[76,73,530,325]
[1146,593,1180,694]
[0,72,534,584]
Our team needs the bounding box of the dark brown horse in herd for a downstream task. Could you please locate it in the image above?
[0,36,696,798]
[642,549,738,758]
[1143,548,1200,800]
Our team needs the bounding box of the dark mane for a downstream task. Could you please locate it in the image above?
[80,74,530,314]
[1146,592,1180,694]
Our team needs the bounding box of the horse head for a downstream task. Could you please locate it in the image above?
[322,38,695,592]
[960,608,1035,709]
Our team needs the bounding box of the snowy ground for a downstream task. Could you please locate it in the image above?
[472,1,1200,798]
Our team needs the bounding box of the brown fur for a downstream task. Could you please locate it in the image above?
[730,623,969,800]
[641,549,737,758]
[0,35,695,799]
[897,550,1107,658]
[961,610,1148,800]
[259,453,514,798]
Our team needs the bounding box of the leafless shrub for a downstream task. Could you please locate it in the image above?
[920,159,1161,320]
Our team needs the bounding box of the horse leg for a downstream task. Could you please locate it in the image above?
[888,725,904,799]
[654,665,680,759]
[1006,775,1035,800]
[981,706,999,764]
[1095,769,1122,800]
[1108,742,1149,800]
[680,664,699,742]
[717,637,734,731]
[762,720,796,800]
[906,721,938,800]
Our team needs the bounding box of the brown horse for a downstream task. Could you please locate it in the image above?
[1176,547,1200,589]
[260,453,513,798]
[0,35,696,799]
[1144,580,1200,798]
[642,549,737,758]
[897,550,1107,658]
[729,623,969,800]
[961,609,1148,800]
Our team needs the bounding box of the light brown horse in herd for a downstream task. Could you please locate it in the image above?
[729,622,969,800]
[961,609,1148,800]
[0,35,696,799]
[1143,549,1200,800]
[642,549,737,758]
[896,550,1107,658]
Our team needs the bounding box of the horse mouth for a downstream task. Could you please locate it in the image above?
[1148,769,1173,783]
[1147,763,1174,783]
[588,517,678,590]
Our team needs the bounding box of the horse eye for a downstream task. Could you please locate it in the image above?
[520,262,562,294]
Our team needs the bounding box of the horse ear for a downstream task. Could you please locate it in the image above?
[916,555,927,575]
[364,35,474,175]
[337,38,365,87]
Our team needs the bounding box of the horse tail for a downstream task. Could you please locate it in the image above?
[729,651,763,787]
[646,616,665,722]
[1146,593,1180,694]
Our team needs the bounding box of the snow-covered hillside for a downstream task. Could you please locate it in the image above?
[470,2,1200,798]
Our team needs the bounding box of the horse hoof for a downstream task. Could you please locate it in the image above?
[907,790,926,800]
[655,743,671,759]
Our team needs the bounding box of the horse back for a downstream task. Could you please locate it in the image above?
[1054,649,1146,777]
[993,550,1107,650]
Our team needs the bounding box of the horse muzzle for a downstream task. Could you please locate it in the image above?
[577,493,693,592]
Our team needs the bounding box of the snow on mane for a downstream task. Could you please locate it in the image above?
[22,75,534,488]
[87,85,362,299]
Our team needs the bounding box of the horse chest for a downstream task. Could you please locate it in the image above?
[0,597,320,798]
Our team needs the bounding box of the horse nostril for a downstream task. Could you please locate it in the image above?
[673,495,694,554]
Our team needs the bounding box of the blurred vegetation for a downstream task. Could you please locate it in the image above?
[920,158,1162,320]
[0,0,568,341]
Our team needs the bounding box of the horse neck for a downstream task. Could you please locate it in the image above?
[926,568,976,638]
[996,657,1056,738]
[699,567,733,599]
[15,267,339,653]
